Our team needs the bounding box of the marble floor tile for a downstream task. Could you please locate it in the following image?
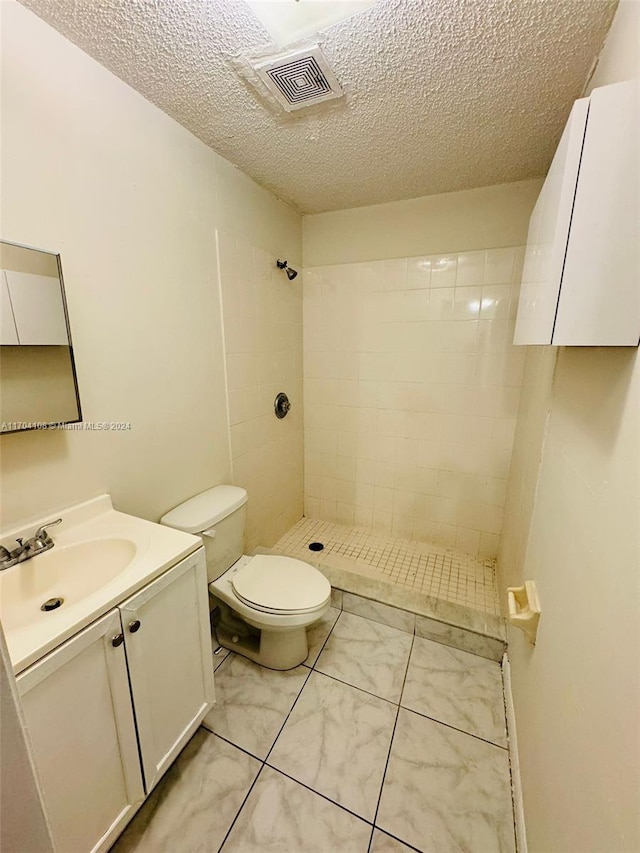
[221,766,371,852]
[112,729,260,853]
[202,654,309,759]
[369,829,419,852]
[377,709,515,853]
[305,607,341,667]
[401,637,507,746]
[315,611,413,702]
[268,671,396,820]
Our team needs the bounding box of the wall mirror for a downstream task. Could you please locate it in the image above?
[0,240,82,433]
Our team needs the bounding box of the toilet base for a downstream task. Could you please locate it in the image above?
[212,596,311,670]
[216,621,309,670]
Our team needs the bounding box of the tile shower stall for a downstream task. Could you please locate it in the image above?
[303,248,525,562]
[220,237,526,615]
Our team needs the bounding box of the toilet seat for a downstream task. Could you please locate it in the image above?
[231,554,330,615]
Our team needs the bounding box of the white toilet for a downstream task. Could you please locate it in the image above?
[160,485,331,670]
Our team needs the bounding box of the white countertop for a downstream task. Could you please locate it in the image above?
[0,495,203,674]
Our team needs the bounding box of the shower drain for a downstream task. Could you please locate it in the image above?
[308,542,324,552]
[41,597,64,612]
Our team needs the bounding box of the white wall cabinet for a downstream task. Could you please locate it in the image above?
[1,269,69,345]
[17,549,214,853]
[514,80,639,346]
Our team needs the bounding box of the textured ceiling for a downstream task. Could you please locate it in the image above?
[19,0,617,214]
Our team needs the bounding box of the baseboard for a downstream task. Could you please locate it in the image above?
[502,652,528,853]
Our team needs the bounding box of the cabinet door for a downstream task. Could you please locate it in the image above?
[554,80,639,345]
[4,269,69,345]
[1,271,19,344]
[17,610,144,853]
[119,549,214,792]
[513,97,589,345]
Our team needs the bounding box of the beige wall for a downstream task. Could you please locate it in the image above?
[218,230,304,551]
[498,3,640,850]
[303,179,542,267]
[0,2,301,529]
[498,346,558,588]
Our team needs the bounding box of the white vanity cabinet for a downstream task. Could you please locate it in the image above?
[16,548,214,853]
[16,609,144,853]
[119,550,215,792]
[514,80,639,346]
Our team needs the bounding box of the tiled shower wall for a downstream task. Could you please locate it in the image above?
[218,231,304,551]
[303,247,525,560]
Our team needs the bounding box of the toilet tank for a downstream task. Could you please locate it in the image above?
[160,485,248,583]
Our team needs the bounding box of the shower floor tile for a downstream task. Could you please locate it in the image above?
[273,517,500,616]
[111,611,515,853]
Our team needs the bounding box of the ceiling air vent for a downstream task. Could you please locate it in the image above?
[254,46,343,112]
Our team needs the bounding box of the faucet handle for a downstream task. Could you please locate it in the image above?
[34,518,63,542]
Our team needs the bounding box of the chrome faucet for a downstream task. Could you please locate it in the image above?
[0,518,62,571]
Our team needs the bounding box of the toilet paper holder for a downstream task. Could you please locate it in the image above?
[507,580,541,645]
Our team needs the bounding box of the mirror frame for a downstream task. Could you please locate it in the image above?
[1,239,83,435]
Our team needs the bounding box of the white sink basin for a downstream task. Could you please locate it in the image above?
[0,538,137,632]
[0,495,202,674]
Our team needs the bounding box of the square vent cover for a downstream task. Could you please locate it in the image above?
[253,46,343,112]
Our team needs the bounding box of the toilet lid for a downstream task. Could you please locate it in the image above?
[231,555,330,614]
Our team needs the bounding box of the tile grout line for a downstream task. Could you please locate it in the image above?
[370,827,425,853]
[203,726,264,763]
[310,666,401,707]
[307,608,344,667]
[261,609,345,766]
[263,666,314,766]
[216,760,266,853]
[367,630,416,853]
[215,651,316,853]
[395,705,509,751]
[261,764,376,829]
[211,649,234,676]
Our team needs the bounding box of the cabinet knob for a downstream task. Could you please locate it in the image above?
[111,633,124,647]
[128,620,141,633]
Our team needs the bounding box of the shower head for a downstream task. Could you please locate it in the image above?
[276,259,298,281]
